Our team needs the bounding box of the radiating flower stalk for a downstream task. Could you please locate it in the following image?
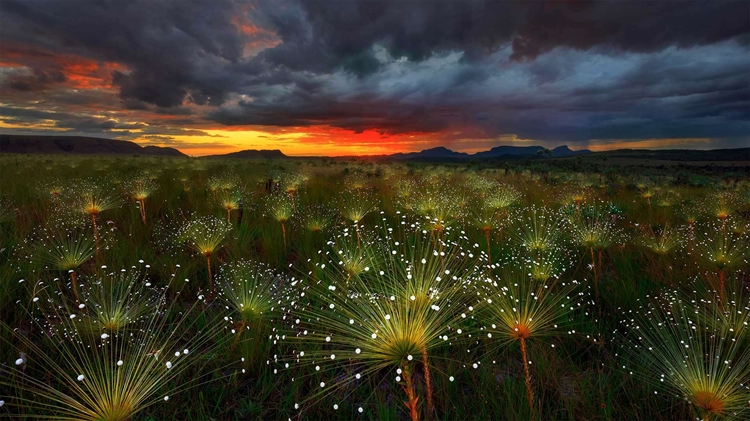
[513,206,566,263]
[640,224,682,256]
[619,289,750,421]
[282,222,481,421]
[339,193,377,250]
[572,207,621,304]
[75,270,160,336]
[695,220,747,300]
[478,273,581,412]
[129,178,156,225]
[640,186,655,210]
[216,189,243,224]
[267,195,294,249]
[471,206,502,264]
[39,229,95,303]
[218,260,280,372]
[283,173,306,210]
[1,268,232,420]
[680,204,699,254]
[177,216,232,294]
[302,205,334,234]
[713,192,738,238]
[77,186,120,255]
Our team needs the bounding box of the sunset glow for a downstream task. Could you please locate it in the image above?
[1,1,747,156]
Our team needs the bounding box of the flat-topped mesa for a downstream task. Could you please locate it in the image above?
[0,134,185,156]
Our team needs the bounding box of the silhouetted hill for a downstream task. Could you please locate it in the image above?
[391,144,591,160]
[206,149,287,159]
[551,145,591,157]
[391,146,470,160]
[473,145,545,157]
[597,148,750,162]
[0,134,185,156]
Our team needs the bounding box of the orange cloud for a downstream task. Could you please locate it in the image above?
[230,9,280,57]
[0,43,125,90]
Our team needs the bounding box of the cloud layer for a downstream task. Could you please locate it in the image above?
[1,0,748,153]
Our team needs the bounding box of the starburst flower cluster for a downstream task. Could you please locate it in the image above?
[618,287,750,421]
[1,267,232,420]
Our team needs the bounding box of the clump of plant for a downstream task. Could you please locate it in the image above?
[339,192,377,248]
[1,269,232,420]
[266,195,295,249]
[216,189,243,224]
[695,220,747,298]
[619,288,750,421]
[512,206,567,258]
[37,228,95,303]
[74,269,161,337]
[176,216,232,293]
[127,178,157,225]
[571,206,622,302]
[74,182,121,254]
[640,224,683,255]
[301,204,335,233]
[218,259,281,371]
[283,223,481,420]
[477,272,581,411]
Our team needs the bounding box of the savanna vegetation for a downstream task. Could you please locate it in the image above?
[0,154,748,421]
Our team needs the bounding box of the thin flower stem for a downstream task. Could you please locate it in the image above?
[484,229,491,265]
[422,347,434,421]
[402,363,420,421]
[70,270,79,303]
[520,337,534,412]
[91,214,100,255]
[281,222,287,249]
[206,254,213,293]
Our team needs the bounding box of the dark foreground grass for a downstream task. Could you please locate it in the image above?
[0,154,748,420]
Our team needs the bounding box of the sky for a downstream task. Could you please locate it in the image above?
[0,0,748,156]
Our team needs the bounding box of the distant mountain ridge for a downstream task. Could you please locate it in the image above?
[205,149,287,159]
[5,134,741,162]
[0,134,185,156]
[391,144,591,160]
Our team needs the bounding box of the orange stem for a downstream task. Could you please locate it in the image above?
[281,222,287,249]
[520,337,534,411]
[422,347,434,421]
[139,199,147,224]
[401,363,420,421]
[70,270,79,303]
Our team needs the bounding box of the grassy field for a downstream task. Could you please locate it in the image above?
[0,154,748,421]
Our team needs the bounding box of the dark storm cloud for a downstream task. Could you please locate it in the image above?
[0,0,254,107]
[215,0,750,143]
[0,106,144,131]
[4,68,67,92]
[253,0,749,72]
[0,105,219,138]
[0,0,748,147]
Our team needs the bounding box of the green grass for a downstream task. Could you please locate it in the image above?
[0,154,747,420]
